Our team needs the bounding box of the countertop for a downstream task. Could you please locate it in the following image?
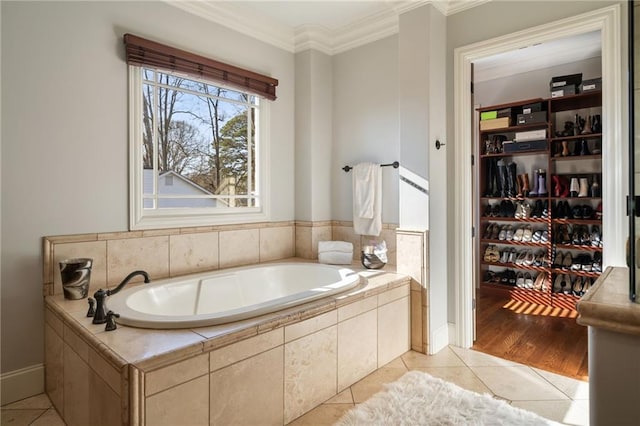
[576,266,640,335]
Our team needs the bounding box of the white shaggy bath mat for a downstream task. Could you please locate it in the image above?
[337,370,558,425]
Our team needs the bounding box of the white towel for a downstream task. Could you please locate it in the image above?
[352,162,382,236]
[318,241,353,254]
[318,252,353,265]
[318,241,353,265]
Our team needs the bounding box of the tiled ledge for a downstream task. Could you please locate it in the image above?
[576,266,640,336]
[45,259,410,371]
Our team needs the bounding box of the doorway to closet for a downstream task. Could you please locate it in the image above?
[470,31,600,380]
[452,5,625,380]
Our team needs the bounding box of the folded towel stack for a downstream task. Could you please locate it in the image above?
[318,241,353,265]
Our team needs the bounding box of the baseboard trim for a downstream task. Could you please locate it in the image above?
[1,364,44,406]
[430,322,450,354]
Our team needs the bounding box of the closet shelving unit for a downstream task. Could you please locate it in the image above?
[477,91,603,310]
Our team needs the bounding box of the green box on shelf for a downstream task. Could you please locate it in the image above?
[480,111,497,121]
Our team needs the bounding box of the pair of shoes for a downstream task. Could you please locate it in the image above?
[593,251,602,272]
[483,245,500,262]
[484,204,502,217]
[532,250,547,267]
[572,253,594,272]
[500,200,516,217]
[484,271,499,283]
[571,225,592,245]
[515,272,534,288]
[571,204,594,219]
[554,200,572,218]
[533,273,548,291]
[524,273,534,288]
[514,250,535,266]
[484,223,501,240]
[531,200,543,218]
[514,202,531,219]
[512,226,533,242]
[571,276,593,296]
[498,225,514,241]
[499,269,517,286]
[555,224,572,245]
[499,248,516,264]
[557,251,573,270]
[553,274,572,293]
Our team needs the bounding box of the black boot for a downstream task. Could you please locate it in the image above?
[573,139,581,156]
[579,139,590,156]
[505,162,517,198]
[496,159,507,198]
[484,158,496,197]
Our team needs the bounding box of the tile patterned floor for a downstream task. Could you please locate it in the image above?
[0,394,64,426]
[1,346,588,426]
[289,346,589,426]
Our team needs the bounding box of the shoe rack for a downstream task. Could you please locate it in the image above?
[478,91,602,310]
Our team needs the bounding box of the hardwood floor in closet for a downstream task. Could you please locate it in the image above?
[472,288,588,381]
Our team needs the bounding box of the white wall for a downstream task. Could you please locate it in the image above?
[295,49,333,221]
[0,1,294,375]
[398,4,449,353]
[332,35,400,224]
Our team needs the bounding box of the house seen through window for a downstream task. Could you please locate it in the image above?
[141,67,258,208]
[130,66,268,229]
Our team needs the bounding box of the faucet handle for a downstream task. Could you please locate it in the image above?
[86,298,95,317]
[105,311,120,332]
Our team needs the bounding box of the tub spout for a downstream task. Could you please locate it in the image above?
[109,270,151,296]
[93,270,150,324]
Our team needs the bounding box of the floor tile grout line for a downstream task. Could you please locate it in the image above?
[28,408,50,425]
[528,366,581,401]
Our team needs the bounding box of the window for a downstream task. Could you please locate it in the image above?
[125,34,277,230]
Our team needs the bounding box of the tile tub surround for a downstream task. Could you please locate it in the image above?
[396,229,429,354]
[294,221,398,265]
[43,221,296,297]
[4,347,590,426]
[43,220,397,298]
[44,264,411,425]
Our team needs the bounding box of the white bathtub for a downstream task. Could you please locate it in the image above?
[108,263,361,329]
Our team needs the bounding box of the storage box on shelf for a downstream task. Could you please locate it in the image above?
[477,91,602,310]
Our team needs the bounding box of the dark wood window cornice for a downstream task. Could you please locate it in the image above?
[124,33,278,100]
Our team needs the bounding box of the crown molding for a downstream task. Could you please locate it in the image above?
[294,25,333,55]
[331,7,400,55]
[166,0,491,55]
[391,0,431,15]
[168,1,295,52]
[444,0,492,15]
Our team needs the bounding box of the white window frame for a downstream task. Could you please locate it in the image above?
[128,66,271,230]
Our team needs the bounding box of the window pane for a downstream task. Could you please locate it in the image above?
[200,82,250,103]
[136,66,261,217]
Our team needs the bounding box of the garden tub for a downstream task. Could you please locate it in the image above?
[108,262,361,329]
